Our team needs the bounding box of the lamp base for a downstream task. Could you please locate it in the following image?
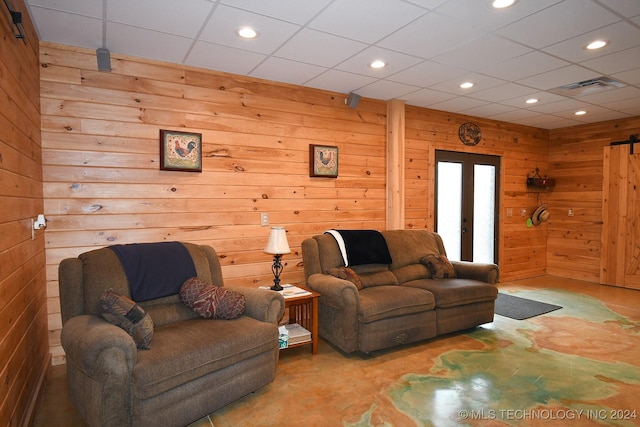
[270,283,284,291]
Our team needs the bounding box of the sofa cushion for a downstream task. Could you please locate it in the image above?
[392,263,431,284]
[180,277,246,320]
[99,289,154,349]
[327,267,363,290]
[421,254,457,279]
[132,316,277,399]
[403,278,497,308]
[357,286,435,323]
[382,229,444,270]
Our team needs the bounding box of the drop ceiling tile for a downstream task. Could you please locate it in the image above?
[429,73,507,95]
[499,91,567,108]
[428,96,488,112]
[488,108,547,122]
[107,0,214,38]
[335,47,423,78]
[497,0,621,49]
[376,12,485,59]
[517,65,599,90]
[185,41,267,75]
[467,83,538,103]
[460,102,515,117]
[199,5,300,54]
[308,0,427,43]
[27,0,103,17]
[600,0,640,17]
[579,86,640,105]
[274,29,367,67]
[581,46,640,75]
[219,0,332,25]
[435,0,563,31]
[543,22,640,64]
[529,98,589,114]
[613,67,640,85]
[29,7,102,47]
[432,34,531,70]
[601,93,640,111]
[400,88,457,107]
[106,23,193,63]
[306,70,377,94]
[476,51,569,82]
[388,60,466,87]
[356,80,420,100]
[403,0,447,10]
[251,57,325,85]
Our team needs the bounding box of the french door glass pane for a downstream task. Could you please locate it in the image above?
[473,164,495,263]
[436,162,462,261]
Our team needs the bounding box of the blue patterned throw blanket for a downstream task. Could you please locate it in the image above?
[109,242,197,302]
[325,230,392,267]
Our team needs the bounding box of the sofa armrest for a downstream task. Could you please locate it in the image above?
[306,273,359,309]
[450,260,499,284]
[227,286,285,324]
[61,315,137,376]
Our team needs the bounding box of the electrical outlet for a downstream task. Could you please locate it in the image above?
[520,208,527,217]
[568,208,574,217]
[506,208,513,218]
[260,212,269,226]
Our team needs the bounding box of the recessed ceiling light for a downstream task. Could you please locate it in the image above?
[526,98,539,104]
[575,110,587,116]
[236,27,258,39]
[370,60,386,69]
[586,40,607,50]
[492,0,516,9]
[460,82,474,89]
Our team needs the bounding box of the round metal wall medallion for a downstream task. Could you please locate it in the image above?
[458,122,482,146]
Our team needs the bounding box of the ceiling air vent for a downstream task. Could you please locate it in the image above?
[550,77,626,97]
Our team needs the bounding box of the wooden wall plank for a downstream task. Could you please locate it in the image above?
[0,1,48,425]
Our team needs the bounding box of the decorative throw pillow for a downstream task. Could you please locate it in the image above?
[180,277,246,320]
[421,254,457,280]
[326,267,363,290]
[99,289,154,349]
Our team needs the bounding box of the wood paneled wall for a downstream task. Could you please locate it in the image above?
[39,42,640,367]
[547,117,640,282]
[40,43,388,364]
[404,106,551,280]
[0,1,48,425]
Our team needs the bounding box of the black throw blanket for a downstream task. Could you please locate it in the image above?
[109,242,197,302]
[325,229,392,266]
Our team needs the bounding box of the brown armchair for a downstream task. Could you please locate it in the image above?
[59,242,284,427]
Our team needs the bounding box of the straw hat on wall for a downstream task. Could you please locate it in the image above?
[531,203,550,226]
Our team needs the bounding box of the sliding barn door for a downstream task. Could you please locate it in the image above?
[601,145,640,289]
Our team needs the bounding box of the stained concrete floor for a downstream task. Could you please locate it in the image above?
[32,276,640,427]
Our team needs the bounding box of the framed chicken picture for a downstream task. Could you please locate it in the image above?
[160,129,202,172]
[309,144,338,177]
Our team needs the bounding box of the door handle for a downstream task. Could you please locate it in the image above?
[462,227,468,233]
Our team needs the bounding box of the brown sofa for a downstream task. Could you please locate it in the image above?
[302,229,499,354]
[58,242,285,427]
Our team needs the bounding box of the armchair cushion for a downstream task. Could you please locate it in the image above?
[179,277,246,320]
[99,289,154,349]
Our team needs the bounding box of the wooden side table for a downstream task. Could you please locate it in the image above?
[282,285,319,354]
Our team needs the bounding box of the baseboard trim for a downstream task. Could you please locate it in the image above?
[22,353,51,427]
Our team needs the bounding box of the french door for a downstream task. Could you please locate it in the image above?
[435,151,500,263]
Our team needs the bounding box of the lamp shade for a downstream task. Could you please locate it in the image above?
[264,226,291,255]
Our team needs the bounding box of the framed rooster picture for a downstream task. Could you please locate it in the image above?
[160,129,202,172]
[309,144,338,177]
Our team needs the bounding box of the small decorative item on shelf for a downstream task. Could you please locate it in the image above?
[527,167,555,189]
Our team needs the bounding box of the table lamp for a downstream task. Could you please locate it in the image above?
[264,226,291,291]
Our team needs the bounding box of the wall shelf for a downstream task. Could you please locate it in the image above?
[527,167,555,190]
